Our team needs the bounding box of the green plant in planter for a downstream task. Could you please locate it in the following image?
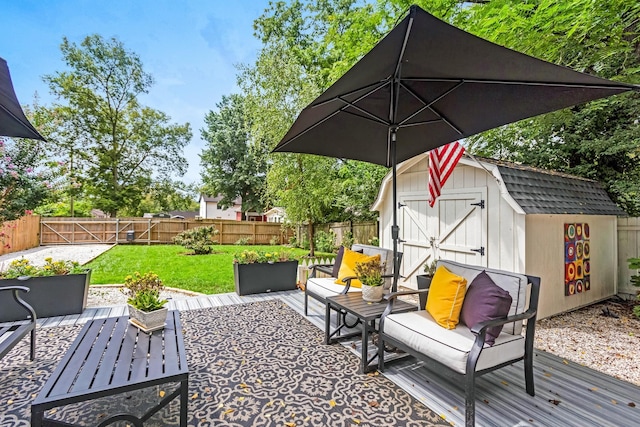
[0,257,84,279]
[423,258,439,277]
[354,258,385,287]
[233,249,296,264]
[121,271,168,312]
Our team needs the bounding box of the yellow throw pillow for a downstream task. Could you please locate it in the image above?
[334,248,381,289]
[426,265,468,329]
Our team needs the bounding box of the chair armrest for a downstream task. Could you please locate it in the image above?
[0,285,37,323]
[380,289,429,320]
[0,285,31,293]
[469,308,538,336]
[310,264,335,278]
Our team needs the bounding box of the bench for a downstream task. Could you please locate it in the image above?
[304,244,399,316]
[378,260,541,427]
[0,285,36,362]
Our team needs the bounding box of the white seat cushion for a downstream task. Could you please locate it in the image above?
[307,277,361,299]
[384,310,524,374]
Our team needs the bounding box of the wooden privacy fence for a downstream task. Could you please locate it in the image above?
[0,215,40,256]
[40,218,293,246]
[298,221,379,247]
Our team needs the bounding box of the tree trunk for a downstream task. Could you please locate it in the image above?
[308,221,315,257]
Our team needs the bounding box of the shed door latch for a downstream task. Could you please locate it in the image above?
[471,247,485,256]
[470,200,485,209]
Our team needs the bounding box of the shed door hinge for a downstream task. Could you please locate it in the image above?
[470,200,485,209]
[471,247,485,256]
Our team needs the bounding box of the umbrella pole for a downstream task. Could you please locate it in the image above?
[391,129,399,293]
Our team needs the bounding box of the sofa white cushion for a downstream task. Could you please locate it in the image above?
[384,310,524,374]
[439,260,528,335]
[307,277,362,299]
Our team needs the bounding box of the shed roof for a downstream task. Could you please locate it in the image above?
[479,157,626,216]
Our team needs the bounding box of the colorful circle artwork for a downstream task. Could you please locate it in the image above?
[576,224,583,239]
[566,224,576,240]
[568,282,576,295]
[576,242,583,258]
[583,242,590,258]
[566,243,576,260]
[584,260,591,275]
[584,279,591,291]
[565,263,576,281]
[576,280,583,293]
[584,223,590,239]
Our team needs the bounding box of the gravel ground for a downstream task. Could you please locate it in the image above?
[3,245,640,386]
[535,298,640,386]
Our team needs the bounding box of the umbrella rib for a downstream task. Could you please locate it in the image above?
[310,80,388,109]
[397,80,464,130]
[403,76,636,91]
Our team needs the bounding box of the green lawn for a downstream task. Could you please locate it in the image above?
[86,245,333,294]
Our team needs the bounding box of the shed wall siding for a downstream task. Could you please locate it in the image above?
[377,159,525,286]
[616,217,639,297]
[525,214,617,319]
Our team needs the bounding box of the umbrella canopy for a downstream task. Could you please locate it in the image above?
[273,5,638,290]
[0,57,46,141]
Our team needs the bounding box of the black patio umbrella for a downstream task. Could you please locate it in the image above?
[0,57,46,141]
[273,5,638,290]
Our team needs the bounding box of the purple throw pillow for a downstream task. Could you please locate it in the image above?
[460,271,512,346]
[332,246,362,277]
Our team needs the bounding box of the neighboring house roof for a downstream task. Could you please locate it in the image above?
[169,210,198,219]
[264,207,285,216]
[199,194,242,205]
[483,157,626,216]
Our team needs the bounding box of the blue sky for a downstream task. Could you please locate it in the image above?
[0,0,272,183]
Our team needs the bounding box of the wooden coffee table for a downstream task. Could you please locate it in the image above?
[31,311,189,426]
[325,293,415,373]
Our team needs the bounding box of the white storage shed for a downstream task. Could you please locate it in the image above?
[372,154,625,319]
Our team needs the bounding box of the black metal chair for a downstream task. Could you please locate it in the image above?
[0,285,37,361]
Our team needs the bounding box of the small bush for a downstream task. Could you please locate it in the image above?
[121,271,167,312]
[341,231,355,249]
[235,236,252,245]
[368,236,380,247]
[173,225,219,255]
[315,230,336,253]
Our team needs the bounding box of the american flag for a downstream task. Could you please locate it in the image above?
[428,141,465,207]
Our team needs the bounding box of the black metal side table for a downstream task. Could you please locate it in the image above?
[325,293,415,373]
[31,311,189,427]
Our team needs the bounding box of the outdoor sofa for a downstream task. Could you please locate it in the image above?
[378,259,541,427]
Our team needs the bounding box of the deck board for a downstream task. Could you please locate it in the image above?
[26,289,640,427]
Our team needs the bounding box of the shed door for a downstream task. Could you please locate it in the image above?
[399,187,487,283]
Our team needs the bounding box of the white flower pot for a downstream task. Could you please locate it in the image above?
[361,285,384,302]
[128,304,168,333]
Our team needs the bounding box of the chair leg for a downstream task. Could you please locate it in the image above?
[377,334,385,372]
[304,290,308,316]
[525,351,535,396]
[30,327,36,361]
[465,372,476,427]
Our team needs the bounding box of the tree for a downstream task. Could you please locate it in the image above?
[44,34,192,216]
[0,137,50,223]
[238,0,391,250]
[121,179,199,217]
[453,0,640,214]
[200,94,266,217]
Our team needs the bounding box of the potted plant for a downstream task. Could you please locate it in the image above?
[416,258,439,309]
[121,271,168,332]
[354,258,385,302]
[0,257,91,322]
[233,249,299,295]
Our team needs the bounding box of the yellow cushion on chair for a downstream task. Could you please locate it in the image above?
[426,265,468,329]
[334,248,381,289]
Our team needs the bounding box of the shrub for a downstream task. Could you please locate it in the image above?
[235,236,252,245]
[315,230,336,253]
[341,231,355,249]
[173,225,219,254]
[368,236,380,247]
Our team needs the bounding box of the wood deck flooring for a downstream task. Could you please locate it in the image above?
[15,289,640,427]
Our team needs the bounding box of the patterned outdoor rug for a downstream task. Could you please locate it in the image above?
[1,300,448,426]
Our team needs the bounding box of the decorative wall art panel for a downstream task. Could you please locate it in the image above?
[564,223,590,296]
